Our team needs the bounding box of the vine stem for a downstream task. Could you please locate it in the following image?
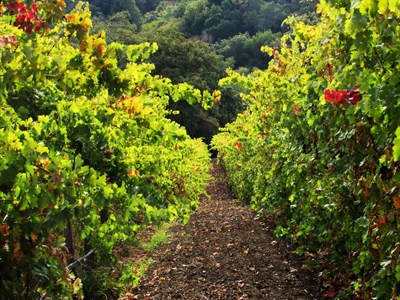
[67,248,95,270]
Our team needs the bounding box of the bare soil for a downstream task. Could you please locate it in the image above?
[132,160,326,299]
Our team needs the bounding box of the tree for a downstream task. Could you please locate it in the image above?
[140,31,243,144]
[180,0,209,36]
[215,30,280,69]
[135,0,162,13]
[257,2,290,32]
[92,11,138,44]
[87,0,143,25]
[242,0,263,35]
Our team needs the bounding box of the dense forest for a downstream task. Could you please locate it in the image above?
[76,0,318,144]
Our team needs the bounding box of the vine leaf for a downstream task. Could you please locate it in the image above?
[393,127,400,161]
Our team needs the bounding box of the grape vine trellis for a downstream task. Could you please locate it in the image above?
[213,0,400,298]
[0,1,215,298]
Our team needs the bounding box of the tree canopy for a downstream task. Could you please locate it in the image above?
[72,0,317,143]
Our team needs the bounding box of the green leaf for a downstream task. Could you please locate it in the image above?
[344,11,368,38]
[393,127,400,161]
[103,185,114,199]
[359,0,378,15]
[295,247,304,255]
[35,143,49,155]
[388,0,399,12]
[378,0,388,14]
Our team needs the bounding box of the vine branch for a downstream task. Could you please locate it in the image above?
[67,249,95,270]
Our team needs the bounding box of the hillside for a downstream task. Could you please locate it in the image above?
[76,0,317,144]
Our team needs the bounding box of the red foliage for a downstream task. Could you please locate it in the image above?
[324,86,361,106]
[234,142,243,150]
[5,1,25,15]
[0,224,10,237]
[5,1,46,34]
[324,89,347,105]
[375,216,388,230]
[375,221,381,230]
[324,290,336,298]
[348,89,362,105]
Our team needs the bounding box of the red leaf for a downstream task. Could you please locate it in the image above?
[324,290,336,298]
[375,221,381,230]
[0,224,10,237]
[5,1,44,34]
[347,86,362,105]
[335,90,347,105]
[324,86,362,106]
[324,89,336,103]
[324,89,346,104]
[234,142,242,150]
[6,1,25,15]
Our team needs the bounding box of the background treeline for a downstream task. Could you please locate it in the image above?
[67,0,317,144]
[83,0,318,69]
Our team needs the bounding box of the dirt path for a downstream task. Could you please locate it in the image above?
[133,160,324,299]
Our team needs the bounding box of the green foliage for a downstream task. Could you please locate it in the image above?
[143,31,227,91]
[139,0,316,67]
[0,1,212,298]
[91,11,138,44]
[87,0,143,25]
[213,1,400,298]
[125,30,245,144]
[135,0,162,14]
[171,0,316,39]
[140,223,171,252]
[215,30,281,70]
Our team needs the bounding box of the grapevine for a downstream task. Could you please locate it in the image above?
[213,1,400,298]
[0,1,212,298]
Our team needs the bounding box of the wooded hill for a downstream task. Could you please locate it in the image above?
[71,0,318,144]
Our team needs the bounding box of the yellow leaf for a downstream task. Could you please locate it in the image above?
[7,132,23,151]
[388,0,400,14]
[72,278,82,294]
[378,0,389,14]
[260,45,274,56]
[316,0,330,15]
[359,0,377,15]
[212,90,222,104]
